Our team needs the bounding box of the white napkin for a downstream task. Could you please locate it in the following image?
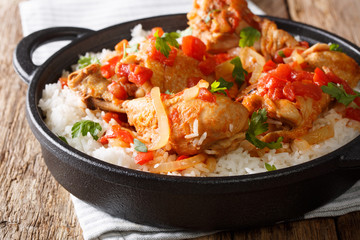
[18,0,360,239]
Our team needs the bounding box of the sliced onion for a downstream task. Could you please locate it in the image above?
[183,85,200,101]
[148,154,206,173]
[301,124,334,145]
[148,87,170,151]
[239,47,266,84]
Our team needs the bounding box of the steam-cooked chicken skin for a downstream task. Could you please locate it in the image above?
[187,0,261,53]
[136,39,214,93]
[302,44,360,87]
[67,64,112,101]
[123,82,249,155]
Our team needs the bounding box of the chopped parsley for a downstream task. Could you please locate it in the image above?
[329,43,342,52]
[77,56,100,69]
[239,27,261,48]
[321,82,360,106]
[230,57,248,86]
[58,135,68,144]
[134,139,148,152]
[245,109,283,149]
[154,31,180,58]
[71,120,102,140]
[210,77,233,95]
[165,90,174,95]
[265,162,277,171]
[278,50,286,58]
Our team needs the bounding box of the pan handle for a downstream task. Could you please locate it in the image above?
[13,27,94,85]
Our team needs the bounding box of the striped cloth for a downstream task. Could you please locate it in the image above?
[19,0,360,239]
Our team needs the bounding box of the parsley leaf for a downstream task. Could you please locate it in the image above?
[78,56,100,69]
[239,27,261,48]
[245,109,283,149]
[265,162,277,171]
[71,120,102,140]
[329,43,343,52]
[165,90,174,95]
[210,77,234,95]
[230,57,248,86]
[58,135,68,144]
[321,82,360,106]
[155,31,180,58]
[278,50,286,58]
[134,139,148,152]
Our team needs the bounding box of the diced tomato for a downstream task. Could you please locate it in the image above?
[102,112,123,124]
[98,135,109,145]
[107,82,127,100]
[101,55,121,79]
[115,39,129,55]
[262,60,277,72]
[214,53,231,65]
[290,70,314,82]
[197,88,216,103]
[147,41,177,66]
[107,125,134,144]
[135,151,154,165]
[299,41,310,48]
[149,27,164,39]
[176,155,189,161]
[116,64,153,86]
[345,107,360,122]
[273,63,292,80]
[198,56,217,76]
[273,48,294,63]
[186,76,202,88]
[182,35,207,61]
[313,67,330,86]
[283,82,295,101]
[292,81,322,101]
[59,77,68,88]
[129,65,153,86]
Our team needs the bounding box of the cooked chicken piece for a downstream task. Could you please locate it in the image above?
[67,63,112,101]
[123,81,249,155]
[136,40,213,93]
[302,44,360,87]
[241,89,330,142]
[259,19,299,60]
[187,0,261,53]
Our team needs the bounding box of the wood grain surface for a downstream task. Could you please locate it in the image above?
[1,0,359,239]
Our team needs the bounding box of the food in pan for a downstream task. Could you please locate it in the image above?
[39,0,360,176]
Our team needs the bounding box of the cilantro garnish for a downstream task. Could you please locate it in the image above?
[278,50,286,58]
[265,162,277,171]
[239,27,261,48]
[58,135,68,144]
[154,31,180,58]
[71,120,102,140]
[134,139,148,152]
[78,56,100,69]
[321,82,360,106]
[230,57,248,86]
[245,109,283,149]
[210,77,234,95]
[329,43,343,52]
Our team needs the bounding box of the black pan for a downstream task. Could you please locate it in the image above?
[13,14,360,230]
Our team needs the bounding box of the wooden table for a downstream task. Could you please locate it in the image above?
[1,0,359,239]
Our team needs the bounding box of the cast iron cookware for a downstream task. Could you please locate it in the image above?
[13,14,360,230]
